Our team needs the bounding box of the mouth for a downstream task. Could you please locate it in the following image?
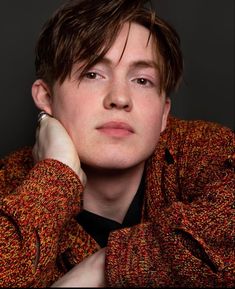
[96,121,134,137]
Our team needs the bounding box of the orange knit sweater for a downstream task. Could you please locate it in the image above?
[0,116,234,287]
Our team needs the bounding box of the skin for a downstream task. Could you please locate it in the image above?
[32,22,171,287]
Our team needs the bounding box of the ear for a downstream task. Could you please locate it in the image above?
[31,79,53,115]
[161,97,171,132]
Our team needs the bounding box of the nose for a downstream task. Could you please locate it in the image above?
[103,82,133,112]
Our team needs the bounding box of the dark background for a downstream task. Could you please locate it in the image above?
[0,0,234,158]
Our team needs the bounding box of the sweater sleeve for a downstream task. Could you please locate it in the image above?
[105,120,234,287]
[0,158,84,287]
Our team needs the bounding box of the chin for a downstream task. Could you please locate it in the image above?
[80,154,148,172]
[78,144,156,171]
[82,160,133,170]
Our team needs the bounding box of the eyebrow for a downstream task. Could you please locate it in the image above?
[98,57,160,71]
[129,60,160,71]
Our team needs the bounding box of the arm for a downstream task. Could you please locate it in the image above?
[51,248,106,288]
[0,159,83,287]
[105,120,235,287]
[0,116,86,287]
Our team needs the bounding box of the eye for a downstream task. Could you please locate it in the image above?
[84,72,100,79]
[137,78,148,85]
[134,77,153,87]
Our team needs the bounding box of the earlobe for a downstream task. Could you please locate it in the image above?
[161,98,171,133]
[31,79,53,115]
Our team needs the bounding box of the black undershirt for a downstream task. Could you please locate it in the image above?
[76,175,145,248]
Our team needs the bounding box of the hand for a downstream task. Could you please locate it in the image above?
[33,113,86,186]
[51,248,106,288]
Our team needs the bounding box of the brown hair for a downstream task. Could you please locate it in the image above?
[35,0,183,95]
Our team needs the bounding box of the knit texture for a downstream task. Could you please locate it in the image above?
[0,116,234,287]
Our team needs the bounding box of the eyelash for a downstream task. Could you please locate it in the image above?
[81,71,155,88]
[82,71,102,80]
[133,78,154,87]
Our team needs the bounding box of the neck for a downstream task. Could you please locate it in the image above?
[82,162,145,223]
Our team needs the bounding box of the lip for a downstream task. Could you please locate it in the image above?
[96,121,134,137]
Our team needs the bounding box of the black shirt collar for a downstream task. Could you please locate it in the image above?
[76,173,145,248]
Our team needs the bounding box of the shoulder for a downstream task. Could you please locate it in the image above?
[0,147,34,195]
[166,115,233,139]
[162,116,234,182]
[163,116,234,154]
[156,116,234,200]
[157,116,234,181]
[0,146,33,170]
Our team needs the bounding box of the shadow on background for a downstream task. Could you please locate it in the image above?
[0,0,234,158]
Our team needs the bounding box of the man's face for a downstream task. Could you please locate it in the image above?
[47,22,170,170]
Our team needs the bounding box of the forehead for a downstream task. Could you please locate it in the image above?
[70,22,160,78]
[104,22,158,65]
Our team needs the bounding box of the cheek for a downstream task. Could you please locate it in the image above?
[140,101,165,128]
[51,90,88,123]
[139,104,165,144]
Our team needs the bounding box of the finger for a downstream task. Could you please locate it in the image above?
[37,111,53,128]
[35,125,40,140]
[32,143,39,163]
[80,171,87,187]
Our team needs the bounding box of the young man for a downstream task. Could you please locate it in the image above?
[0,0,234,287]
